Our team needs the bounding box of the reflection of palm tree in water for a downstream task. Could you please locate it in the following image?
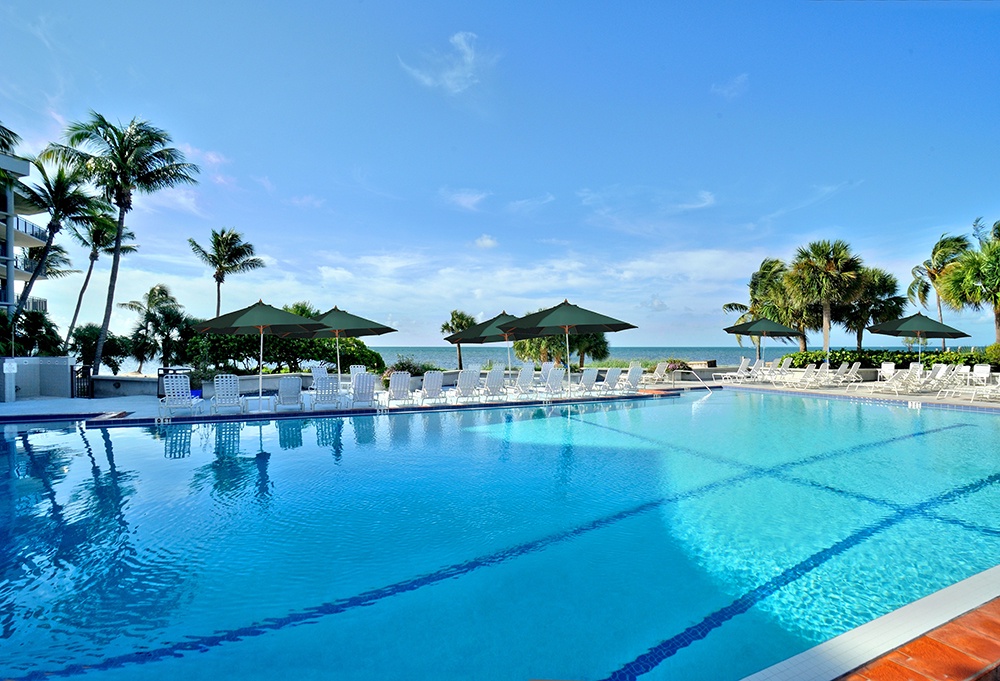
[315,418,344,461]
[2,426,185,659]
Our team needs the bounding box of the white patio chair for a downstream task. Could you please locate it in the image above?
[508,366,536,401]
[536,366,566,400]
[537,361,555,385]
[478,366,507,402]
[641,362,670,385]
[453,369,481,404]
[275,376,304,411]
[210,373,246,414]
[594,367,622,395]
[311,376,343,411]
[574,368,599,395]
[878,362,896,382]
[785,364,817,389]
[348,372,377,409]
[713,358,751,383]
[417,371,446,405]
[383,371,414,408]
[310,366,330,389]
[159,374,204,417]
[765,357,794,384]
[617,366,644,394]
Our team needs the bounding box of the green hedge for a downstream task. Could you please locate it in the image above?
[778,348,997,370]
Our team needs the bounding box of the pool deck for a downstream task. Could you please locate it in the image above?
[5,381,1000,681]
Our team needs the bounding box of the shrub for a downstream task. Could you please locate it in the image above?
[664,358,691,371]
[381,355,441,388]
[984,344,1000,369]
[778,348,988,369]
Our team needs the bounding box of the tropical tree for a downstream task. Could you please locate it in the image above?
[119,284,183,373]
[188,228,266,316]
[68,324,132,375]
[907,233,970,350]
[0,120,18,154]
[65,209,138,346]
[939,236,1000,344]
[24,244,79,279]
[13,159,101,323]
[569,333,610,369]
[42,112,199,374]
[723,258,800,357]
[441,309,476,369]
[838,267,907,351]
[785,240,863,356]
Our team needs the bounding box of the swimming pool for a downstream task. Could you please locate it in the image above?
[3,391,1000,680]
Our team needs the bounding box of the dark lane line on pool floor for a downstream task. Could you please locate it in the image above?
[597,469,1000,681]
[8,418,976,680]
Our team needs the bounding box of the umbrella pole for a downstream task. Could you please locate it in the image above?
[565,330,571,386]
[506,337,513,382]
[258,328,264,403]
[336,334,342,389]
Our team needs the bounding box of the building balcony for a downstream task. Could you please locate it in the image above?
[0,288,47,313]
[0,216,47,248]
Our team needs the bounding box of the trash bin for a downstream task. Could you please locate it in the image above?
[157,366,193,398]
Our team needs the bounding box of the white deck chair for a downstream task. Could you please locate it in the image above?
[453,369,481,403]
[275,376,304,411]
[383,371,414,408]
[741,359,766,383]
[784,364,817,389]
[765,357,794,384]
[574,368,599,395]
[537,361,555,385]
[868,369,916,395]
[641,362,670,385]
[594,367,622,395]
[536,366,566,400]
[418,371,445,405]
[310,366,330,389]
[210,373,246,414]
[348,372,377,409]
[159,374,204,417]
[508,366,536,401]
[617,366,643,394]
[713,358,751,383]
[878,362,896,382]
[478,366,507,402]
[311,376,343,411]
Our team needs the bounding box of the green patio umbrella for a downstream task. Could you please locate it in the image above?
[498,300,637,378]
[308,306,396,385]
[444,311,522,373]
[724,318,803,361]
[195,300,327,404]
[867,312,969,363]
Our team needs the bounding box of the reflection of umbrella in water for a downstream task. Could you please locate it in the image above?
[308,306,396,387]
[194,301,327,406]
[723,318,803,361]
[499,300,637,381]
[867,312,969,363]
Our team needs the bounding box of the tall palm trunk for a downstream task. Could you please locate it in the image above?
[93,207,127,375]
[936,293,946,351]
[856,328,864,352]
[65,248,98,347]
[215,280,222,317]
[12,228,56,323]
[456,343,463,370]
[995,308,1000,345]
[822,302,832,356]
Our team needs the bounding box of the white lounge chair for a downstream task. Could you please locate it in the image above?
[536,366,566,401]
[311,376,343,411]
[210,373,246,414]
[537,361,555,385]
[713,358,751,383]
[348,372,377,409]
[835,362,862,388]
[418,371,446,405]
[310,366,330,387]
[574,368,599,395]
[383,371,414,407]
[453,369,480,404]
[508,366,536,401]
[783,364,817,389]
[641,362,670,385]
[594,367,622,395]
[275,376,304,411]
[478,366,507,402]
[159,374,204,417]
[617,366,643,394]
[764,357,793,384]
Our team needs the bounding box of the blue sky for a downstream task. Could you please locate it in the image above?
[3,1,1000,348]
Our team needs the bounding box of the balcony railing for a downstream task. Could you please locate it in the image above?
[14,216,46,241]
[0,288,47,313]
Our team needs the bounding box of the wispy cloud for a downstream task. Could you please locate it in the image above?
[677,190,716,211]
[440,187,491,211]
[288,194,325,209]
[507,193,555,213]
[178,143,228,167]
[756,181,860,226]
[711,73,749,100]
[134,187,206,218]
[475,234,497,249]
[400,32,497,95]
[253,176,275,193]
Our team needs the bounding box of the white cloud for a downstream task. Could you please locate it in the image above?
[711,73,749,100]
[253,176,275,193]
[400,32,497,95]
[441,187,490,211]
[677,190,716,211]
[133,187,206,218]
[475,234,497,249]
[507,193,555,213]
[178,143,229,167]
[318,266,354,283]
[288,194,325,209]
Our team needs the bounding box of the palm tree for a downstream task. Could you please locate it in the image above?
[723,258,794,358]
[42,112,199,374]
[907,233,970,350]
[0,120,18,154]
[119,284,182,373]
[786,240,864,357]
[569,333,609,369]
[65,209,138,346]
[939,237,1000,344]
[13,158,102,323]
[25,244,79,279]
[839,267,907,351]
[441,310,476,369]
[188,228,266,316]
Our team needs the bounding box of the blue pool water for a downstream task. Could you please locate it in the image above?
[3,392,1000,680]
